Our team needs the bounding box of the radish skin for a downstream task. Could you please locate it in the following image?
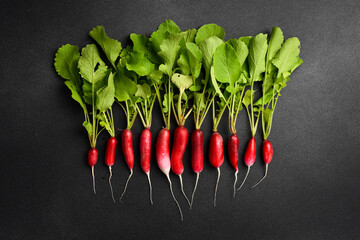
[209,132,224,207]
[252,139,273,188]
[87,148,98,194]
[120,129,134,201]
[238,137,256,191]
[228,134,239,197]
[140,128,153,204]
[156,128,183,220]
[105,137,117,202]
[171,126,191,207]
[190,129,203,208]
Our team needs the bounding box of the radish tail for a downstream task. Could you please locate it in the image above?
[120,169,133,201]
[214,168,221,207]
[190,172,200,209]
[251,164,268,188]
[179,174,191,208]
[108,166,115,203]
[237,166,250,191]
[146,172,153,205]
[166,173,183,221]
[233,170,238,198]
[91,166,96,194]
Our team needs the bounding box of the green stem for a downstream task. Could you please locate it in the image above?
[135,103,147,128]
[198,93,216,128]
[178,88,184,125]
[125,100,130,128]
[154,84,167,126]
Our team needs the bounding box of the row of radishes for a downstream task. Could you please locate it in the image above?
[54,20,302,220]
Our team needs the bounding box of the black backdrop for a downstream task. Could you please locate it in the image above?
[1,0,360,239]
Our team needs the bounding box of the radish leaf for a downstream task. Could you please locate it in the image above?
[195,23,225,45]
[96,72,115,112]
[126,51,155,76]
[198,36,224,75]
[248,33,268,82]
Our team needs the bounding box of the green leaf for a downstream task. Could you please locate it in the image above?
[97,113,112,133]
[78,44,108,84]
[210,65,226,102]
[158,32,186,76]
[149,70,163,85]
[213,43,241,86]
[272,37,302,77]
[135,83,152,99]
[193,92,206,111]
[184,28,197,43]
[267,27,284,62]
[248,33,268,82]
[130,33,149,54]
[195,23,225,44]
[263,108,274,131]
[198,36,224,75]
[96,72,115,112]
[126,50,155,76]
[227,39,249,68]
[242,89,254,108]
[114,69,137,102]
[186,42,202,78]
[54,44,81,89]
[254,88,274,106]
[171,73,193,90]
[83,121,93,136]
[239,36,252,47]
[64,80,86,112]
[89,26,122,67]
[162,92,173,113]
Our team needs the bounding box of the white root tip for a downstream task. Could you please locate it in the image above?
[179,174,191,208]
[233,170,238,198]
[146,172,153,205]
[167,173,183,221]
[91,166,96,195]
[214,168,221,207]
[108,166,115,203]
[190,173,200,209]
[120,169,133,202]
[251,164,268,188]
[237,166,250,191]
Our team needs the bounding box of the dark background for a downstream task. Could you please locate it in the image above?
[1,0,360,239]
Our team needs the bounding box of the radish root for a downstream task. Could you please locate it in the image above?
[108,166,115,203]
[179,174,191,208]
[251,164,268,188]
[146,172,153,205]
[120,169,133,201]
[190,172,200,209]
[237,166,250,191]
[91,166,96,194]
[214,167,221,207]
[166,173,183,221]
[233,170,238,198]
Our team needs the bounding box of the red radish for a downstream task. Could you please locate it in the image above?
[104,137,117,202]
[156,128,183,220]
[252,139,273,188]
[140,128,153,204]
[228,134,239,197]
[190,129,203,208]
[171,126,191,207]
[238,137,256,191]
[209,131,224,207]
[87,148,98,194]
[120,129,134,201]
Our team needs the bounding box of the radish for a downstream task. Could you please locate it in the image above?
[156,128,183,221]
[140,128,153,204]
[238,136,256,190]
[252,139,272,188]
[55,43,116,194]
[189,129,203,208]
[228,134,239,197]
[170,125,191,207]
[120,129,134,201]
[209,131,224,207]
[252,27,302,187]
[87,148,98,194]
[105,136,117,202]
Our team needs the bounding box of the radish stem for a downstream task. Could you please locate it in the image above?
[251,164,268,188]
[179,174,191,208]
[190,172,199,209]
[237,166,250,191]
[166,173,183,221]
[120,169,133,201]
[214,167,221,207]
[108,166,115,203]
[146,172,153,205]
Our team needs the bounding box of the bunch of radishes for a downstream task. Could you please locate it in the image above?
[54,21,302,220]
